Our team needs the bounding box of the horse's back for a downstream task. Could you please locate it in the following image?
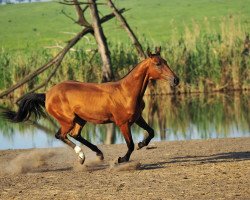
[48,80,119,94]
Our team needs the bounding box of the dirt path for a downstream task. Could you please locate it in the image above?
[0,138,249,200]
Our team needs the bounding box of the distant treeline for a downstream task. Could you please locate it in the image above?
[0,0,49,4]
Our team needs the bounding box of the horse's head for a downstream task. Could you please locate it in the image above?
[146,47,179,86]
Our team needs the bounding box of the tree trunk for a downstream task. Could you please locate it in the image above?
[88,0,114,82]
[105,123,116,144]
[107,0,146,60]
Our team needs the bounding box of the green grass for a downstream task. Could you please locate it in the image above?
[0,0,249,51]
[0,0,249,96]
[0,2,81,51]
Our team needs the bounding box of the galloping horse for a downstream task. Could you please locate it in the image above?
[3,47,179,164]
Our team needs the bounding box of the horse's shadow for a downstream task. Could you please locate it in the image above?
[170,151,250,164]
[33,151,250,173]
[39,166,73,173]
[36,160,111,173]
[139,151,250,170]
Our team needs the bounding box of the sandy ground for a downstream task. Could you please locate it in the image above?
[0,137,249,200]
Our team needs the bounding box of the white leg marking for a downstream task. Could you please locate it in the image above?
[74,146,82,154]
[74,146,85,162]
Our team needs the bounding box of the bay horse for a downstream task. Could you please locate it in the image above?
[2,47,179,164]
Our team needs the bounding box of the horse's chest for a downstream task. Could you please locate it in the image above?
[113,104,143,125]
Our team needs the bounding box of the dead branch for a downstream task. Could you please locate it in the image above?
[44,44,76,51]
[61,0,91,27]
[0,8,126,99]
[61,9,77,23]
[16,64,61,103]
[107,0,146,60]
[72,0,91,27]
[0,54,60,99]
[88,0,114,82]
[58,1,105,6]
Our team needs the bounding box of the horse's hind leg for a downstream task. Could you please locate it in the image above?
[135,116,154,150]
[74,133,104,160]
[55,122,85,164]
[69,117,104,160]
[47,105,86,164]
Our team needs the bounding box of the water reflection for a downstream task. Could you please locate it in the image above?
[0,92,249,149]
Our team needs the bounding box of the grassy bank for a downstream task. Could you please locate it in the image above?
[0,17,249,96]
[0,0,249,97]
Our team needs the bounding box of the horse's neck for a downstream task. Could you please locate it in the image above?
[120,61,149,104]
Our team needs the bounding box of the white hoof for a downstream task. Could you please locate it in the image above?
[78,152,85,165]
[74,146,85,165]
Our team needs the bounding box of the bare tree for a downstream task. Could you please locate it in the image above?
[0,3,126,99]
[0,0,146,99]
[107,0,146,60]
[88,0,114,82]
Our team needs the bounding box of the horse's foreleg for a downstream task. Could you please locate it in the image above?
[118,123,134,163]
[135,116,154,150]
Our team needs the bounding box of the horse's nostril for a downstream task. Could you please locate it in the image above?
[174,77,179,86]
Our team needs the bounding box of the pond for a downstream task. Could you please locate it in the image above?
[0,92,249,150]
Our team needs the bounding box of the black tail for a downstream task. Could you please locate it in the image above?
[2,93,46,123]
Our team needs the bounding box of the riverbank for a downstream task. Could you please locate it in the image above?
[0,137,249,199]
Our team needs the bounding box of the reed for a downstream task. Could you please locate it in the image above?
[0,16,249,98]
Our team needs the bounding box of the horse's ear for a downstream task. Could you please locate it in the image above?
[155,46,161,55]
[147,48,152,58]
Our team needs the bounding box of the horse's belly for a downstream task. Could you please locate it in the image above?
[77,114,113,124]
[82,117,112,124]
[74,107,113,124]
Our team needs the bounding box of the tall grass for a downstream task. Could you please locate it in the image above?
[0,16,249,98]
[159,16,249,94]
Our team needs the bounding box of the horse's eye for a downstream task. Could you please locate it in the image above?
[156,62,161,66]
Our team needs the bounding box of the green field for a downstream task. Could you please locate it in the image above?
[0,0,249,96]
[0,0,249,51]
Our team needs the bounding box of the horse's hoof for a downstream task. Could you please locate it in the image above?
[118,157,122,163]
[137,142,144,150]
[118,157,127,163]
[78,152,85,165]
[79,157,85,165]
[97,153,104,160]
